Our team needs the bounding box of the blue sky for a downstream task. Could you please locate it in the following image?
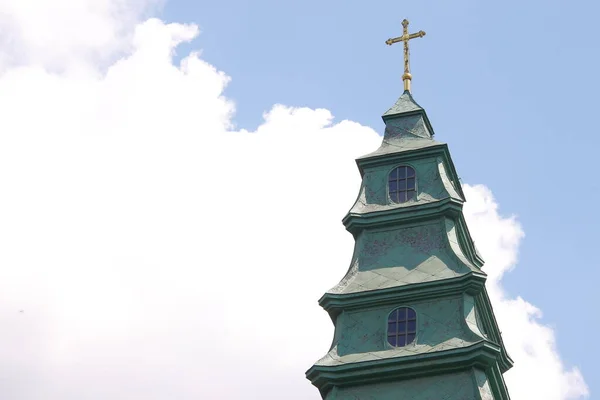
[161,0,599,389]
[0,0,595,398]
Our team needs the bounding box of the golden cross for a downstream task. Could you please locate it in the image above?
[385,19,426,93]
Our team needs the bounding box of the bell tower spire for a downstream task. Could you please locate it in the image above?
[306,19,514,400]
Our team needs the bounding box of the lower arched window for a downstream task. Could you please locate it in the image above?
[387,307,416,347]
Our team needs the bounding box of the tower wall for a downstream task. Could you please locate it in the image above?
[334,294,485,357]
[321,292,488,367]
[350,155,462,216]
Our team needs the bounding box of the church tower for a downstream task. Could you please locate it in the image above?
[306,20,513,399]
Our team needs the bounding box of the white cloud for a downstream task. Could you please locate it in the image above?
[0,1,589,399]
[0,0,161,72]
[463,185,589,400]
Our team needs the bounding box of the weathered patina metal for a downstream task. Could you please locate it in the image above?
[306,89,513,399]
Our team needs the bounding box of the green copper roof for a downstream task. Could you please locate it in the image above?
[328,218,481,296]
[358,91,440,159]
[382,90,424,118]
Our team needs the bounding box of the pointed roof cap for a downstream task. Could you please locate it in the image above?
[382,90,424,119]
[357,91,441,161]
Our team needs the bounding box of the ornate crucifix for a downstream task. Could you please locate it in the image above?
[385,19,426,93]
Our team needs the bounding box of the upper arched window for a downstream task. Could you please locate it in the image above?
[388,166,416,203]
[387,307,416,347]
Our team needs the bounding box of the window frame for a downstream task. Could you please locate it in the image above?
[388,165,417,204]
[386,306,417,348]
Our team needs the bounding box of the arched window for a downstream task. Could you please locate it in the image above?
[388,166,416,203]
[387,307,416,347]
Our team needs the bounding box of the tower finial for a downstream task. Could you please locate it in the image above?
[385,19,426,93]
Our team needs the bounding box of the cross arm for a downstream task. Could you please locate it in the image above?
[385,30,426,46]
[408,31,426,40]
[385,36,403,46]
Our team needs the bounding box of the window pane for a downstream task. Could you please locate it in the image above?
[407,320,416,332]
[397,167,407,179]
[396,191,406,203]
[407,177,415,190]
[389,180,398,192]
[398,321,407,333]
[398,179,407,191]
[397,335,406,347]
[406,333,416,344]
[388,322,397,334]
[388,309,399,321]
[406,190,416,201]
[389,168,398,180]
[406,167,415,178]
[407,308,416,319]
[388,335,397,346]
[399,307,407,320]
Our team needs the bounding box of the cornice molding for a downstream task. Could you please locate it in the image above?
[306,341,510,397]
[343,197,463,236]
[319,272,487,315]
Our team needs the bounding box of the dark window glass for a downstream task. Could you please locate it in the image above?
[398,321,407,332]
[387,307,417,347]
[397,335,406,346]
[388,336,397,346]
[388,166,417,204]
[388,322,397,334]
